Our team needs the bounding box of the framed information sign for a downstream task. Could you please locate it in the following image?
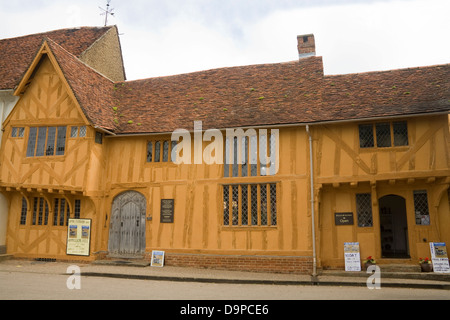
[66,219,92,256]
[160,199,175,223]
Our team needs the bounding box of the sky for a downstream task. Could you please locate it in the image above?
[1,0,449,81]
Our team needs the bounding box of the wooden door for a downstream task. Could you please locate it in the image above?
[108,191,146,255]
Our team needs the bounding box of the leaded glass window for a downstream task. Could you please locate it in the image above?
[223,183,277,227]
[375,123,391,148]
[359,121,408,149]
[26,127,66,157]
[356,193,373,227]
[414,190,430,225]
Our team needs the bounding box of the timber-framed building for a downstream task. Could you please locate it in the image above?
[0,27,448,274]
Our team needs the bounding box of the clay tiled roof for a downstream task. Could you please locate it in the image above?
[0,26,113,90]
[5,28,449,134]
[46,39,117,131]
[113,58,324,134]
[320,64,450,123]
[113,59,449,134]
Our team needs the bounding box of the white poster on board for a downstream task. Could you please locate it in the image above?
[344,242,361,272]
[430,242,450,273]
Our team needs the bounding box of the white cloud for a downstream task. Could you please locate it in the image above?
[0,0,449,80]
[231,0,450,75]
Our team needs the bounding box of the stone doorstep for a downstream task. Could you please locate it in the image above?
[0,254,13,262]
[321,264,450,282]
[378,264,421,273]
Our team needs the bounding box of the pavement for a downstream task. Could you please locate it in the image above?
[1,257,450,290]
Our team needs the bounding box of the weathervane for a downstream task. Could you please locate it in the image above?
[99,0,115,26]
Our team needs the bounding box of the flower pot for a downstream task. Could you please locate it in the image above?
[364,262,376,271]
[420,263,433,272]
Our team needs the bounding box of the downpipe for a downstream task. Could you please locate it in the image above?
[306,125,318,279]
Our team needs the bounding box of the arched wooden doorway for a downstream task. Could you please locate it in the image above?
[379,195,409,258]
[108,191,146,256]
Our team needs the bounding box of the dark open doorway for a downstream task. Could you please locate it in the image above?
[379,195,410,258]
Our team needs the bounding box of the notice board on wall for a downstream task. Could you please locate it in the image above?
[160,199,174,223]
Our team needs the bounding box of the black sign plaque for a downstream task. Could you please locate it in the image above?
[335,212,354,226]
[160,199,175,223]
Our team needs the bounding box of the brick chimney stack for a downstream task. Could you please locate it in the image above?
[297,34,316,59]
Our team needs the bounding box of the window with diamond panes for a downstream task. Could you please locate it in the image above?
[241,185,248,225]
[270,184,277,225]
[359,125,374,148]
[232,185,239,225]
[223,183,277,227]
[393,122,408,146]
[356,193,373,227]
[260,184,268,225]
[223,186,229,225]
[359,121,408,149]
[12,127,25,138]
[414,190,430,225]
[70,126,87,138]
[375,123,391,147]
[70,126,78,138]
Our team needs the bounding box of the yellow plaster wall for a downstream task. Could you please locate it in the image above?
[99,127,313,257]
[314,116,450,268]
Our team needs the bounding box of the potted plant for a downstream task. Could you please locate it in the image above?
[419,257,433,272]
[363,256,376,270]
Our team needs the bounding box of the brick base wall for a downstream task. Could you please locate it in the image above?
[147,253,313,274]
